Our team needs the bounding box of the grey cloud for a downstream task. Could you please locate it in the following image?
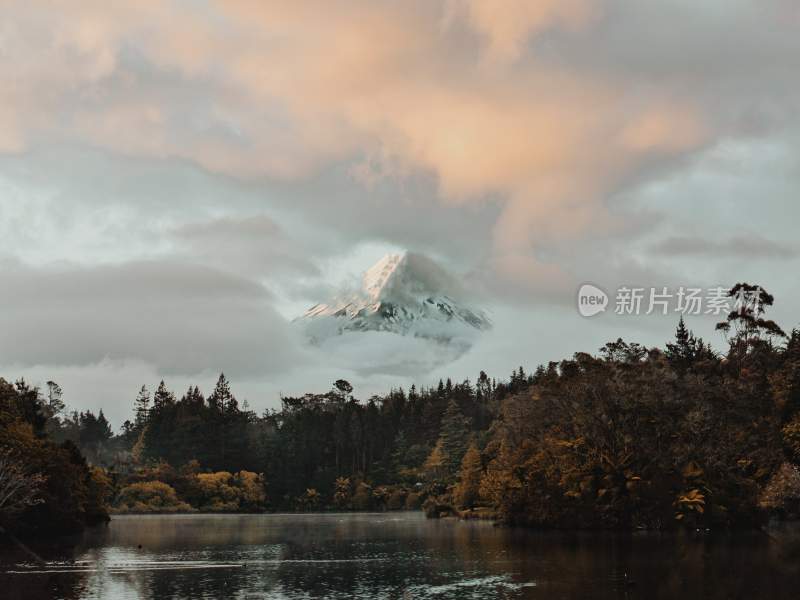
[536,1,800,98]
[266,166,503,265]
[172,215,320,279]
[0,147,498,291]
[314,331,470,377]
[651,235,798,260]
[0,260,300,377]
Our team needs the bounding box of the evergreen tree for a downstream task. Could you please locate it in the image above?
[77,409,113,463]
[182,385,205,407]
[134,385,151,430]
[208,373,236,414]
[206,373,248,470]
[152,380,176,411]
[390,430,411,479]
[96,410,113,442]
[438,399,471,478]
[666,317,697,372]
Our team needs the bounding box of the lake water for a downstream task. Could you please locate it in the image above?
[2,512,800,599]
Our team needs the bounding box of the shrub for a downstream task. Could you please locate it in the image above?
[115,481,192,513]
[235,471,267,511]
[295,488,320,511]
[422,496,453,518]
[333,477,351,509]
[372,485,391,509]
[194,471,239,509]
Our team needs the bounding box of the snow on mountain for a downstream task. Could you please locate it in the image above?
[297,252,491,363]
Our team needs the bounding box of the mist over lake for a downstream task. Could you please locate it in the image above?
[4,513,800,600]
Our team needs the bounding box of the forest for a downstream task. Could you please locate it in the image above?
[3,283,800,537]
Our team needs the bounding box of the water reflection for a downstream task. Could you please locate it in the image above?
[2,513,800,599]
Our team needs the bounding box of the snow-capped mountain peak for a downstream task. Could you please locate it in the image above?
[363,252,404,303]
[297,251,491,346]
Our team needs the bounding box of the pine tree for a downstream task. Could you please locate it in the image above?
[207,373,242,470]
[209,373,237,414]
[666,317,700,372]
[438,399,471,478]
[391,430,412,480]
[408,384,418,402]
[152,380,175,411]
[134,385,151,430]
[96,410,113,442]
[182,385,205,407]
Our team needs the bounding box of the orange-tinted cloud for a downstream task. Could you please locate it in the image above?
[458,0,598,63]
[2,0,795,292]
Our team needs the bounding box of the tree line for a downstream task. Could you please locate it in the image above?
[4,283,800,535]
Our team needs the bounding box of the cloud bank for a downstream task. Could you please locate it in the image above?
[0,260,300,377]
[4,1,799,284]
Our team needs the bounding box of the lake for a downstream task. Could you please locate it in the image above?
[2,512,800,599]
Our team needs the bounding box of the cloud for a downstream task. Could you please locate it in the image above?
[651,235,798,260]
[4,0,799,296]
[0,259,302,377]
[172,215,320,279]
[455,0,598,63]
[314,331,471,377]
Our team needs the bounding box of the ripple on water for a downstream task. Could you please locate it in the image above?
[4,559,245,574]
[402,574,537,599]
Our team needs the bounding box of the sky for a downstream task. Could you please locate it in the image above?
[2,0,800,426]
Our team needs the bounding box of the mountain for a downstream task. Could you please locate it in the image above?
[297,252,491,349]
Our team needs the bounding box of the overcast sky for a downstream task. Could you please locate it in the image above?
[2,0,800,426]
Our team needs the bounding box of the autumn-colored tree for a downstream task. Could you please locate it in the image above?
[235,471,267,511]
[453,442,482,509]
[423,439,446,482]
[0,447,45,517]
[333,477,352,508]
[116,481,192,513]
